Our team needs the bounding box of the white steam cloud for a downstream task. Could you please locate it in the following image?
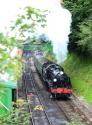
[32,0,72,63]
[44,6,72,63]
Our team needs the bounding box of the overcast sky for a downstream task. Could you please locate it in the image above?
[0,0,61,34]
[0,0,53,33]
[0,0,35,33]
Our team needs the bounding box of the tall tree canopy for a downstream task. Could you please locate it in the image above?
[65,0,92,57]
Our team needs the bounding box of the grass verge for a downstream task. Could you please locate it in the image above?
[63,53,92,104]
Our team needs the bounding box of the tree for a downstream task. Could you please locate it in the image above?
[0,6,47,82]
[77,15,92,56]
[0,33,22,81]
[11,6,47,41]
[64,0,92,56]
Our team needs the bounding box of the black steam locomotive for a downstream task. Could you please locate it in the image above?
[34,52,72,98]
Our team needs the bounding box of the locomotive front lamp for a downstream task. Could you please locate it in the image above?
[53,78,57,82]
[60,71,64,75]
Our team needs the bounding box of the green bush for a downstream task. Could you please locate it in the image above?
[0,101,31,125]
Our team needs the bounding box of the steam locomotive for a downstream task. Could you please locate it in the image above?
[34,52,72,98]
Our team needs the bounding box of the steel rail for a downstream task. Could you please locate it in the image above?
[29,69,53,125]
[23,59,52,125]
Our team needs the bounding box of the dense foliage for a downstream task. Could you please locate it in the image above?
[0,33,22,81]
[0,108,30,125]
[64,0,92,56]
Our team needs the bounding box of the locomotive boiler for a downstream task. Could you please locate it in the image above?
[34,52,72,98]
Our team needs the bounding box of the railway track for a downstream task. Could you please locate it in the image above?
[29,69,53,125]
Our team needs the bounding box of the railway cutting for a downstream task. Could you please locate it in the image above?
[18,55,92,125]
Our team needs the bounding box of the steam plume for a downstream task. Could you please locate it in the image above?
[31,0,72,63]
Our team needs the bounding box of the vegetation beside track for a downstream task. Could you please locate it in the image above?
[63,53,92,104]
